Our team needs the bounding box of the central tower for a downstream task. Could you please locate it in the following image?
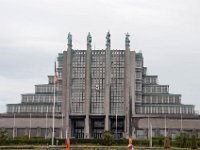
[62,32,134,138]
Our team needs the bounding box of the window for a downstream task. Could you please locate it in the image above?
[136,60,143,68]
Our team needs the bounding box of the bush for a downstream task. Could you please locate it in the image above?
[0,136,51,145]
[0,129,8,141]
[152,136,164,146]
[175,132,191,148]
[102,130,114,146]
[191,135,198,149]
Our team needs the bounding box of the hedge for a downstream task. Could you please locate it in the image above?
[1,135,199,148]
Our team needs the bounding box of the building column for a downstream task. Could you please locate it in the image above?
[104,32,111,131]
[63,32,72,138]
[84,33,92,138]
[124,33,133,138]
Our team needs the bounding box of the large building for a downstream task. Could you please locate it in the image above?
[0,32,199,139]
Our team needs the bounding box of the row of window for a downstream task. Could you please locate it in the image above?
[35,85,54,94]
[72,57,85,63]
[143,76,157,84]
[91,51,106,54]
[90,102,104,114]
[142,95,181,104]
[136,71,142,79]
[48,76,54,84]
[71,102,85,113]
[71,78,86,103]
[22,95,54,103]
[143,67,147,75]
[110,102,124,115]
[72,63,86,67]
[58,71,62,80]
[91,63,106,67]
[58,60,63,68]
[136,83,142,91]
[136,94,142,102]
[72,55,85,60]
[143,86,169,94]
[72,71,86,78]
[91,56,106,62]
[71,96,85,102]
[91,82,104,88]
[111,51,125,55]
[91,71,105,78]
[71,89,85,96]
[72,84,85,89]
[136,106,194,114]
[111,69,125,78]
[48,73,62,84]
[7,105,61,113]
[136,60,143,68]
[73,50,86,55]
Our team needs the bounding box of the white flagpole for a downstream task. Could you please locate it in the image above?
[52,78,56,145]
[61,113,63,139]
[45,110,48,139]
[165,115,166,137]
[13,113,15,139]
[29,113,31,139]
[150,123,152,147]
[116,114,117,139]
[147,115,150,139]
[180,106,183,131]
[66,129,68,139]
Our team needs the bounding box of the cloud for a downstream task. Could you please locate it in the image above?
[0,0,200,113]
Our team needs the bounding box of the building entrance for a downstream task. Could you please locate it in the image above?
[110,118,124,138]
[91,119,104,139]
[71,119,84,139]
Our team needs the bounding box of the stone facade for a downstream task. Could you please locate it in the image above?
[0,32,199,139]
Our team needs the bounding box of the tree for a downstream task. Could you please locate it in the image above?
[102,130,114,146]
[0,129,8,141]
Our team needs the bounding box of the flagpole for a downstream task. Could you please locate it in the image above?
[52,76,56,145]
[116,114,117,139]
[29,113,31,139]
[181,106,183,131]
[61,113,63,139]
[45,110,48,139]
[147,115,150,139]
[66,129,68,139]
[164,115,166,137]
[150,123,152,147]
[13,113,15,139]
[180,105,182,132]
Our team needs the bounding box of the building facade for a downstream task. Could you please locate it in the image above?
[0,32,199,139]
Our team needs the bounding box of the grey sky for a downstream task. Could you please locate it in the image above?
[0,0,200,113]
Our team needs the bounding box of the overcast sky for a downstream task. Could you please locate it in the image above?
[0,0,200,113]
